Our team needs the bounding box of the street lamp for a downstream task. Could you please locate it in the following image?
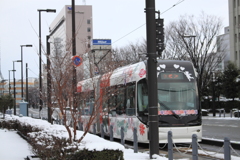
[26,63,29,116]
[8,70,15,94]
[20,45,32,102]
[37,9,56,111]
[211,71,216,117]
[13,60,22,115]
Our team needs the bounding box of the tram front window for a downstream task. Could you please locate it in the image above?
[158,82,197,110]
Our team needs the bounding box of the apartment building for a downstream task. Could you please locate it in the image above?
[229,0,240,68]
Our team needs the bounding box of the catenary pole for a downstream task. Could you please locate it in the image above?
[46,35,52,123]
[72,0,77,120]
[145,0,159,158]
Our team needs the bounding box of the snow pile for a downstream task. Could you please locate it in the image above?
[4,115,125,152]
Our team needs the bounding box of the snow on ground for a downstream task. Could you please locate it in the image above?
[0,129,32,160]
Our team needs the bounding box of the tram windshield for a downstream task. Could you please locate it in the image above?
[137,79,198,115]
[157,82,197,111]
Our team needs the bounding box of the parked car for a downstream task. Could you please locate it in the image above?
[201,109,209,116]
[233,110,240,118]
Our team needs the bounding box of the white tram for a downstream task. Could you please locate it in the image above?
[77,60,202,143]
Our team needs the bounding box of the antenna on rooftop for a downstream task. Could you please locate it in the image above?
[83,0,86,5]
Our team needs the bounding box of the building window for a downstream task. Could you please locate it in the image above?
[87,27,91,32]
[88,36,91,40]
[235,51,238,60]
[87,19,91,24]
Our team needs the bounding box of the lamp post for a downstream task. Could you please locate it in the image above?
[20,45,32,102]
[8,70,16,94]
[212,71,216,117]
[37,9,56,111]
[26,63,29,116]
[13,60,22,115]
[8,70,12,94]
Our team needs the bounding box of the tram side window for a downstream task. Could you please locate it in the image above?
[116,86,125,115]
[78,92,86,114]
[108,86,117,115]
[126,83,135,116]
[102,88,109,113]
[137,79,148,112]
[81,90,94,115]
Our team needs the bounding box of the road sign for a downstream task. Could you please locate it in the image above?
[92,39,111,45]
[72,56,82,67]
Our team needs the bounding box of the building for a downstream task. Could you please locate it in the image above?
[229,0,240,68]
[49,5,93,48]
[216,26,230,71]
[46,5,93,83]
[0,80,7,96]
[48,5,92,58]
[0,78,38,106]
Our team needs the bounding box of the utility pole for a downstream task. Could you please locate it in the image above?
[46,35,52,123]
[72,0,77,119]
[26,63,28,116]
[145,0,159,158]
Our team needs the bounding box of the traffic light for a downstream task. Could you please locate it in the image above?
[156,18,165,55]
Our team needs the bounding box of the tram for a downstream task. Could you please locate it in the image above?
[77,60,202,143]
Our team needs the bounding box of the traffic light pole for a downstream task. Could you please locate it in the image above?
[145,0,159,158]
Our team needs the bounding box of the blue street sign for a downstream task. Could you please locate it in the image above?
[92,39,111,45]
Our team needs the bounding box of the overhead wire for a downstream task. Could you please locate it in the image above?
[112,0,186,44]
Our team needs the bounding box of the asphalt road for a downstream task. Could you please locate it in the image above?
[202,114,240,142]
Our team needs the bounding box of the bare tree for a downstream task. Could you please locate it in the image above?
[41,34,125,143]
[163,12,226,99]
[28,87,39,108]
[113,39,147,66]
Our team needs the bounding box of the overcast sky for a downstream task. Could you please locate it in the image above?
[0,0,228,80]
